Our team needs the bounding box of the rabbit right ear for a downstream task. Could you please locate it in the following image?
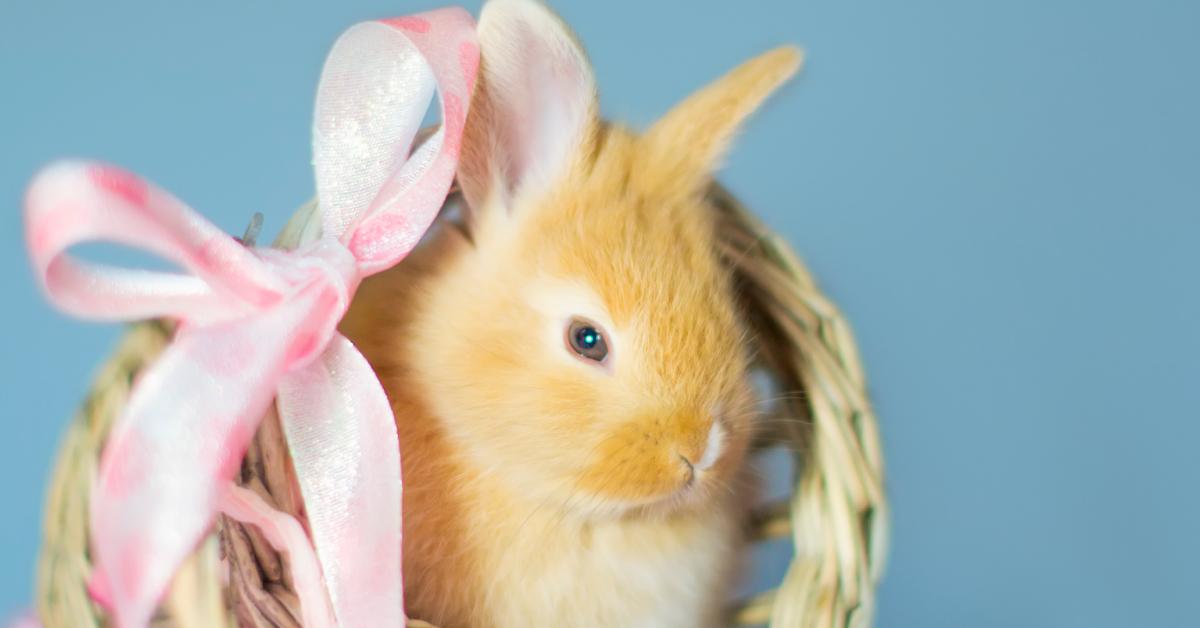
[458,0,598,219]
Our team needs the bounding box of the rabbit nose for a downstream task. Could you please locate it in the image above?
[678,420,725,473]
[676,453,696,485]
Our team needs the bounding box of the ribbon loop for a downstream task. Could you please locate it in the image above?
[314,21,436,240]
[315,8,479,273]
[25,162,285,325]
[24,8,480,628]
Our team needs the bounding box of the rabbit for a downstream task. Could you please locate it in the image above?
[340,0,800,625]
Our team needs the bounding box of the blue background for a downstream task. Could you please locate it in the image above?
[2,1,1197,626]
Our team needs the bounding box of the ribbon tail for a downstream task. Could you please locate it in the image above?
[277,334,404,628]
[90,292,330,628]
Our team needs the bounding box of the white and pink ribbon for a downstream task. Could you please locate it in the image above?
[23,8,479,627]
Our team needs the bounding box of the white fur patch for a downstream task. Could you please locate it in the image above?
[696,420,724,471]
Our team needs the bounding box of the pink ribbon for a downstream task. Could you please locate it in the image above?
[23,8,479,627]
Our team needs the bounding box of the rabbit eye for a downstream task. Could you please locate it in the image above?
[566,318,609,363]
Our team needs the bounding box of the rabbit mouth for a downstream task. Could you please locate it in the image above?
[563,471,729,523]
[638,483,715,520]
[628,470,716,518]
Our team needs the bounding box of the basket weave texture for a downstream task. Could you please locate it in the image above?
[35,184,887,627]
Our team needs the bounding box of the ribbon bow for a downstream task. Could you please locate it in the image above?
[24,9,479,627]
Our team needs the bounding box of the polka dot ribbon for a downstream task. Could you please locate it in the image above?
[22,9,479,627]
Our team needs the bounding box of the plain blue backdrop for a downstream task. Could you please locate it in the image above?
[2,1,1197,626]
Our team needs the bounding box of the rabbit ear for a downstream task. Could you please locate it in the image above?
[458,0,598,215]
[643,46,802,191]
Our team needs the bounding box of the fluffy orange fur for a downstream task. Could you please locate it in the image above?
[340,1,800,625]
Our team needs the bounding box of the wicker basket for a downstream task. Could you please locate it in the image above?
[34,182,887,628]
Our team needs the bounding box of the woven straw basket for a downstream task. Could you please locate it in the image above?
[34,181,888,627]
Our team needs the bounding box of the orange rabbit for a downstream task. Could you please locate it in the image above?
[341,0,800,625]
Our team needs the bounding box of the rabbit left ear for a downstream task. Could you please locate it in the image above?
[458,0,599,215]
[642,46,802,190]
